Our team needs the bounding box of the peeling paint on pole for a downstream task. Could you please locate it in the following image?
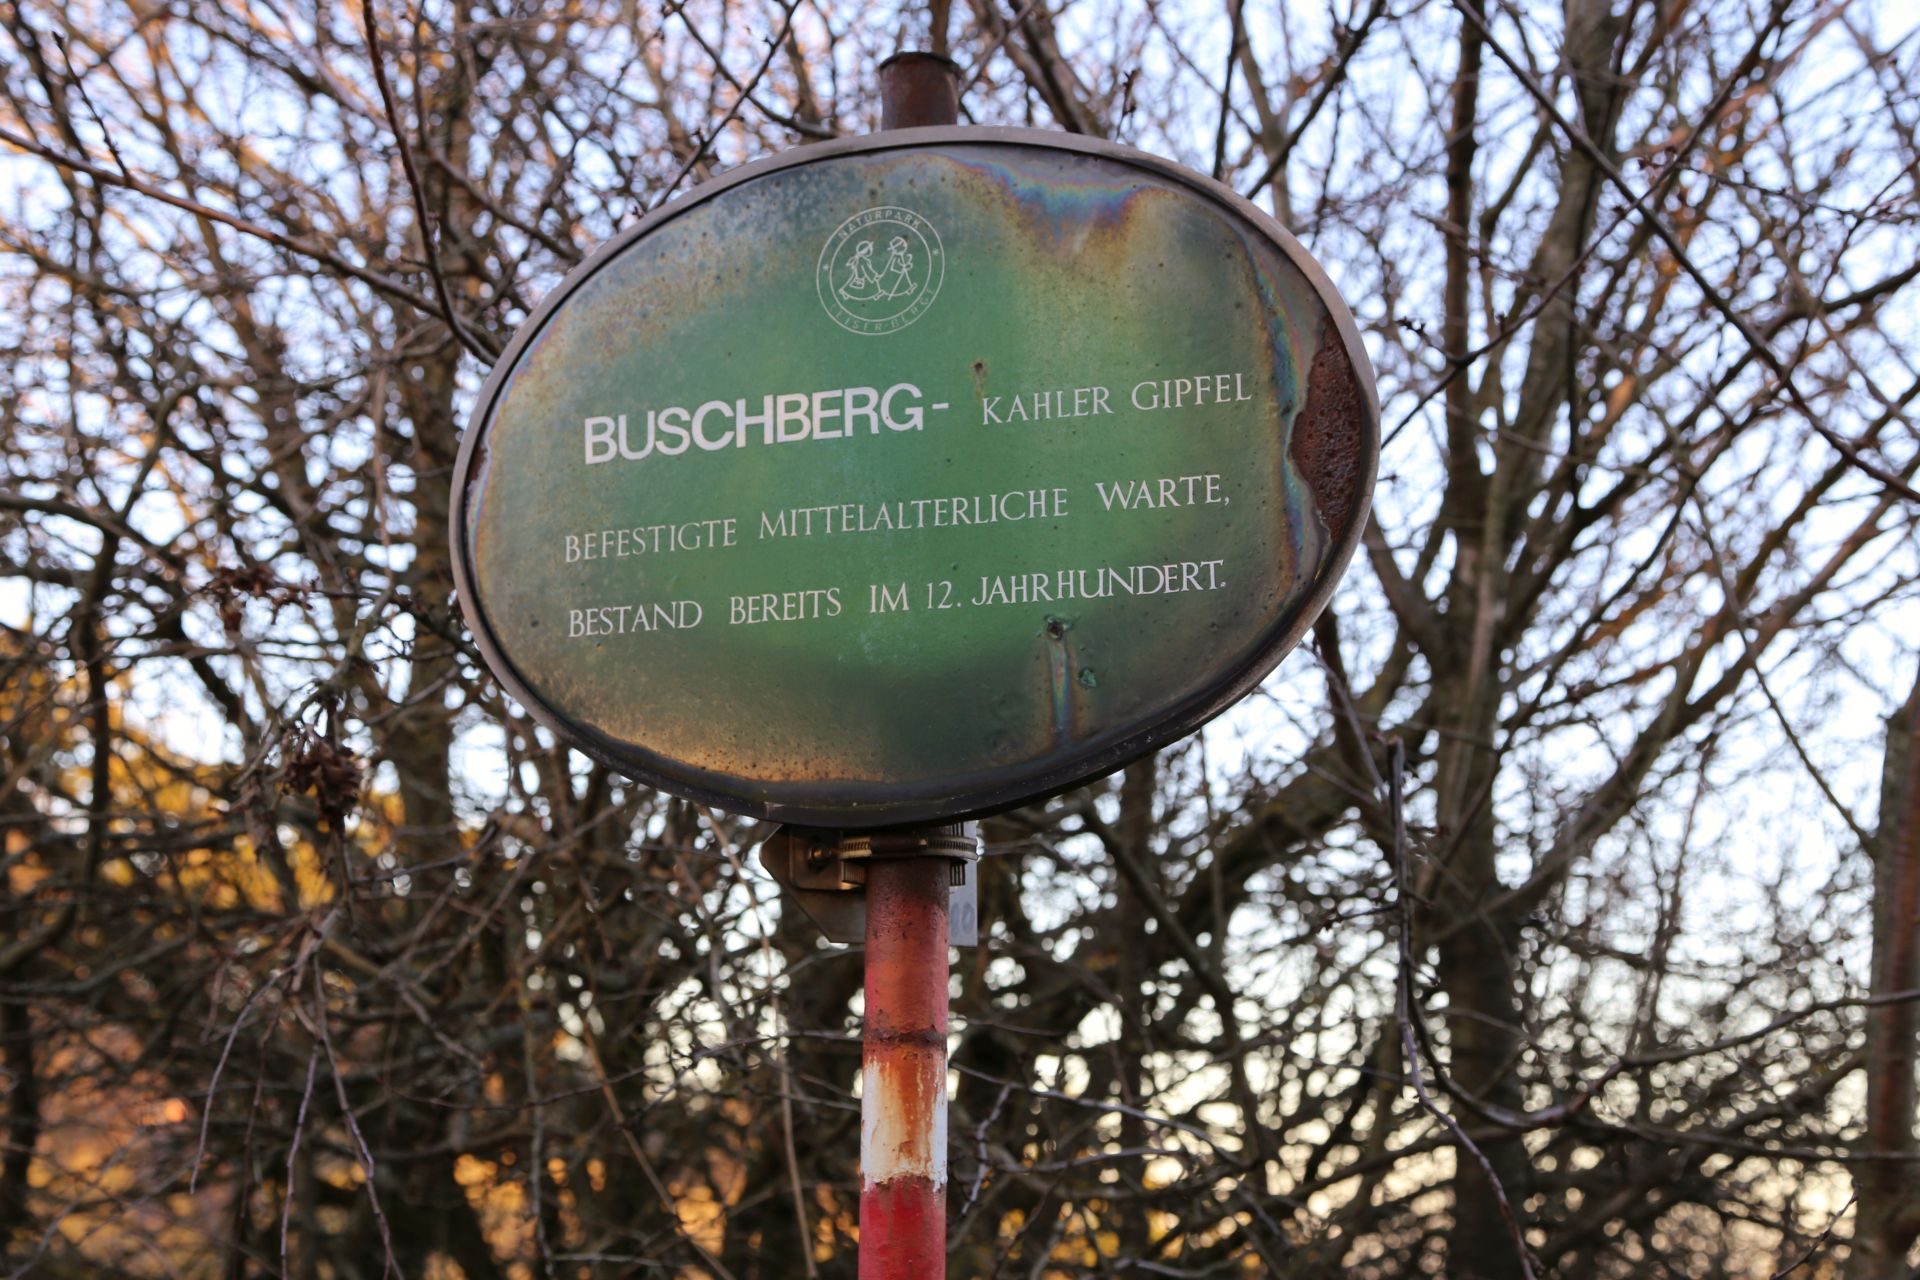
[859,857,950,1277]
[861,1054,949,1183]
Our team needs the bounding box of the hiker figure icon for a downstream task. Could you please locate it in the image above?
[875,236,916,298]
[836,240,885,302]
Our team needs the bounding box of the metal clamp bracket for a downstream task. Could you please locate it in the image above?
[841,826,979,886]
[758,823,979,946]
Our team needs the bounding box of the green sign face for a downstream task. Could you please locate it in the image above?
[453,129,1378,827]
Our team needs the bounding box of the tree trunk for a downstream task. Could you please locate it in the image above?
[1850,661,1920,1277]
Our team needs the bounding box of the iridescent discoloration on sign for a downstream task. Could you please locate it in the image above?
[452,129,1378,826]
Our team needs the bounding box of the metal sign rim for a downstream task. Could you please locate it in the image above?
[450,125,1380,828]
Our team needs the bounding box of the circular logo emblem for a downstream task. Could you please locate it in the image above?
[816,207,944,335]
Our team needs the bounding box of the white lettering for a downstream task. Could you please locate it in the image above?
[812,389,843,439]
[655,407,690,455]
[692,400,734,450]
[583,416,617,465]
[881,383,924,432]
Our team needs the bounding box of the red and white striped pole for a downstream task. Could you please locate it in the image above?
[857,54,964,1280]
[861,853,951,1276]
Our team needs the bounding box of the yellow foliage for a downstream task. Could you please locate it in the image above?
[454,1153,497,1187]
[452,1152,536,1269]
[672,1183,726,1256]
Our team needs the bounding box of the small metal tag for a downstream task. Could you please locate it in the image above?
[948,859,978,948]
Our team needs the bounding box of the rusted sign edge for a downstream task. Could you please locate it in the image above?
[450,126,1381,829]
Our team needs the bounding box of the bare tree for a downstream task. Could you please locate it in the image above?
[0,0,1915,1276]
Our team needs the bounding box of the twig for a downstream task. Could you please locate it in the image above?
[1770,1190,1853,1278]
[1210,0,1244,180]
[579,1026,743,1280]
[1453,0,1918,503]
[651,0,807,212]
[671,3,835,142]
[960,0,1045,92]
[1752,663,1876,848]
[49,32,132,182]
[190,966,291,1194]
[1239,0,1387,201]
[306,958,400,1279]
[0,124,452,326]
[279,1041,321,1277]
[360,0,498,362]
[192,916,332,1192]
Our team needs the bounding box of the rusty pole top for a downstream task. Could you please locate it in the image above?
[878,52,961,131]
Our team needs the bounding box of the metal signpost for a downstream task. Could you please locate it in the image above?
[452,51,1377,1280]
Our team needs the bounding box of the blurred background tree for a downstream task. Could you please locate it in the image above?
[1,0,1917,1275]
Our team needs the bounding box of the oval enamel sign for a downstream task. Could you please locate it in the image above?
[452,128,1379,827]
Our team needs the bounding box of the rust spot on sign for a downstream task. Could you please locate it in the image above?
[1290,335,1365,537]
